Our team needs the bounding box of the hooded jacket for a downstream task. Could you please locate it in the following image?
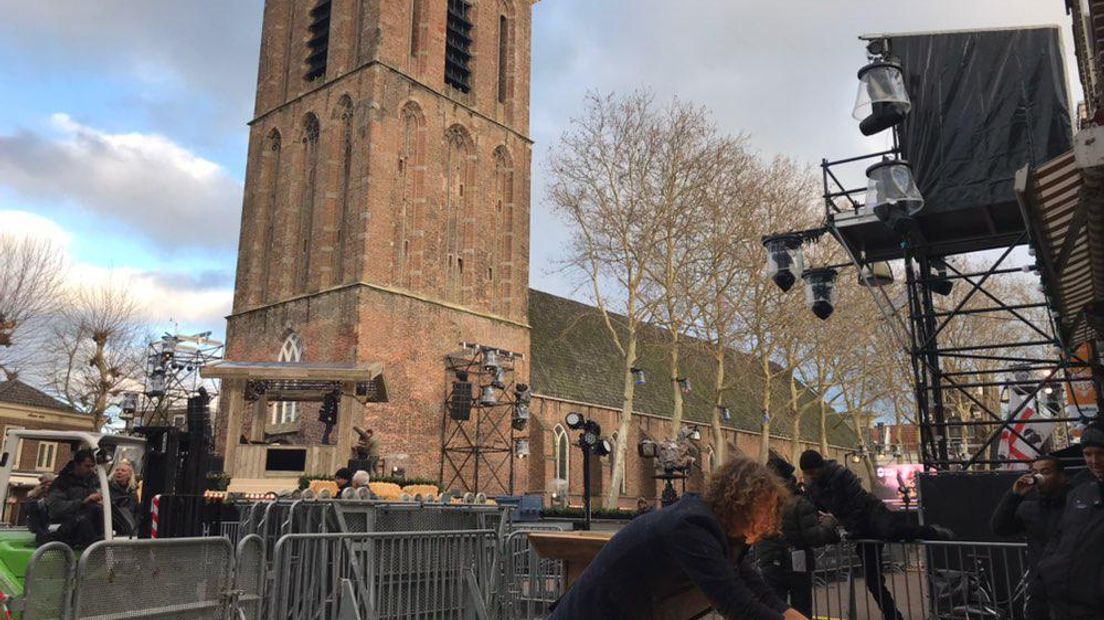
[989,483,1069,570]
[755,478,840,566]
[804,460,886,536]
[1034,477,1104,619]
[550,494,789,620]
[45,461,99,523]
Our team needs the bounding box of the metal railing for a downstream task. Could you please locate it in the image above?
[71,536,236,619]
[495,529,564,620]
[235,534,266,620]
[21,541,75,620]
[809,539,1029,620]
[268,530,497,620]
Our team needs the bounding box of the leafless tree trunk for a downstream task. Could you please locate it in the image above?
[47,283,144,431]
[0,235,66,380]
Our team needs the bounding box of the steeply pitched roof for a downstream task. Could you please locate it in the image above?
[528,289,857,446]
[0,380,76,414]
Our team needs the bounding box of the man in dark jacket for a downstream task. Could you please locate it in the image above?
[1029,423,1104,619]
[989,454,1069,569]
[551,458,807,620]
[756,456,840,617]
[799,450,952,620]
[45,449,104,548]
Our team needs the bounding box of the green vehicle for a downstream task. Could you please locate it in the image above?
[0,430,146,614]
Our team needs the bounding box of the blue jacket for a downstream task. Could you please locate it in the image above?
[550,494,788,620]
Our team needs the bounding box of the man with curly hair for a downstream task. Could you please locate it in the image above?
[550,457,809,620]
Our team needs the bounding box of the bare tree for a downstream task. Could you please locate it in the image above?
[0,235,66,380]
[550,91,732,508]
[48,283,145,431]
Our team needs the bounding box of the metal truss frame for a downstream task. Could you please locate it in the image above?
[822,153,1094,471]
[439,344,522,495]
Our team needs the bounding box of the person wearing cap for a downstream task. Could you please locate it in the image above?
[334,467,353,495]
[755,454,840,618]
[1029,422,1104,619]
[798,449,952,620]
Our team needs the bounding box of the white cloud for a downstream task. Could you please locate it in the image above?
[2,210,231,332]
[0,116,243,253]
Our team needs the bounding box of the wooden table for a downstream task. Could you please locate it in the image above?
[528,531,715,619]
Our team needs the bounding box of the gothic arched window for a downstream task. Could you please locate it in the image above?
[496,1,516,105]
[272,333,303,424]
[258,128,283,304]
[444,125,474,303]
[492,146,514,314]
[296,113,321,295]
[397,102,425,288]
[553,424,570,484]
[332,96,354,286]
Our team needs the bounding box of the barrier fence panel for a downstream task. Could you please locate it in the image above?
[236,534,266,620]
[21,541,75,620]
[269,530,496,620]
[810,539,1029,620]
[72,537,235,620]
[496,530,564,620]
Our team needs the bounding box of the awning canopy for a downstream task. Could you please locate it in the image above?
[201,361,388,402]
[1018,126,1104,349]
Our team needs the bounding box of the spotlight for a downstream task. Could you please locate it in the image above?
[121,392,138,414]
[492,367,507,390]
[147,368,167,398]
[512,401,529,430]
[594,439,612,457]
[515,439,530,458]
[514,383,532,404]
[865,159,924,230]
[802,268,839,320]
[565,412,585,430]
[854,57,911,136]
[583,428,599,447]
[638,439,659,459]
[480,385,497,406]
[482,348,499,372]
[686,427,702,441]
[762,234,805,292]
[926,261,954,297]
[859,261,894,287]
[631,367,646,385]
[719,406,732,423]
[1043,385,1054,395]
[849,452,863,464]
[677,378,691,394]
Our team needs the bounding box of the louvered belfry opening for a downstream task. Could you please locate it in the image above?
[445,0,473,92]
[305,0,332,82]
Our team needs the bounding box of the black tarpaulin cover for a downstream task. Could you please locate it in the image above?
[888,27,1073,219]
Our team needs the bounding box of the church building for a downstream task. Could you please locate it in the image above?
[211,0,853,506]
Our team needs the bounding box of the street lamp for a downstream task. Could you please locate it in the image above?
[565,412,613,530]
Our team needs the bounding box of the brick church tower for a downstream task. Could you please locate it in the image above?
[222,0,533,489]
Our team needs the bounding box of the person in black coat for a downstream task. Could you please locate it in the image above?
[1028,423,1104,619]
[44,449,103,548]
[551,457,808,620]
[989,454,1069,570]
[799,450,952,620]
[756,455,840,617]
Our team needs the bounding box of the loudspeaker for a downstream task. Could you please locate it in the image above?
[450,382,473,420]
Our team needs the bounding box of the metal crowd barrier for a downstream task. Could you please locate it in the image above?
[496,530,565,620]
[235,534,266,620]
[72,537,236,619]
[20,542,75,620]
[268,530,497,620]
[810,539,1029,620]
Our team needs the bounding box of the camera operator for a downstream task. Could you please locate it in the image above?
[1028,422,1104,619]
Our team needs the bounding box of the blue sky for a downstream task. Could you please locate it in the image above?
[0,0,1080,342]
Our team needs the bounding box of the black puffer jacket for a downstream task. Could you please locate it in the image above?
[44,461,98,522]
[989,485,1069,570]
[805,460,885,536]
[1034,478,1104,619]
[756,492,840,566]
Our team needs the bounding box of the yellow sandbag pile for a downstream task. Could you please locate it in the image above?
[368,482,404,500]
[402,484,439,501]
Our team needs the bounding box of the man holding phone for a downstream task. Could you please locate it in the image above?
[990,454,1069,619]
